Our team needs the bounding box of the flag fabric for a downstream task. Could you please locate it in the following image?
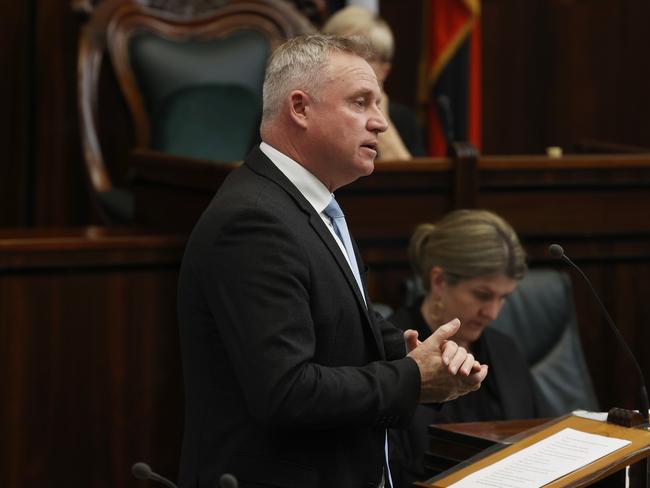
[422,0,481,156]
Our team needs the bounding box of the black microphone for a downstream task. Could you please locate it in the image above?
[436,95,455,146]
[132,462,177,488]
[219,473,239,488]
[549,244,650,423]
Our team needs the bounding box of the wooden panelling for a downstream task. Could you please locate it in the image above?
[31,1,90,225]
[481,0,650,155]
[382,0,650,155]
[0,228,186,487]
[0,0,129,228]
[0,2,33,226]
[379,0,423,110]
[4,0,650,224]
[481,0,551,154]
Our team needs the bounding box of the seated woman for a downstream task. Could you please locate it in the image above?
[322,6,426,159]
[389,209,552,487]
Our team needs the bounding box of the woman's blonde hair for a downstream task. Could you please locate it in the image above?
[409,209,527,290]
[322,6,394,62]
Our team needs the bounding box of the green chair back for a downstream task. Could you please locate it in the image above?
[129,29,268,161]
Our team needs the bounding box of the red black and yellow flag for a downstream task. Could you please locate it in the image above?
[421,0,481,156]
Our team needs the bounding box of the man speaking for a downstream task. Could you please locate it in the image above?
[177,34,488,488]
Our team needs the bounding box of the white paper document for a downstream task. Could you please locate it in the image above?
[449,427,631,488]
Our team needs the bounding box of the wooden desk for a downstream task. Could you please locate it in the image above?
[424,418,550,475]
[422,416,650,488]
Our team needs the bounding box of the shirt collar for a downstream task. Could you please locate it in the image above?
[260,141,332,213]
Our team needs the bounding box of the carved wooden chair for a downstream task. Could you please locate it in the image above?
[78,0,313,223]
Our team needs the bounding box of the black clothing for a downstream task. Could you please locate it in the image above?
[177,146,420,488]
[389,101,427,157]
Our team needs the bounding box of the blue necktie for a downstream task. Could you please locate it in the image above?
[324,197,366,305]
[324,196,393,488]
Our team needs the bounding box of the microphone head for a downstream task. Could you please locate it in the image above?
[132,462,152,480]
[548,243,565,259]
[219,473,239,488]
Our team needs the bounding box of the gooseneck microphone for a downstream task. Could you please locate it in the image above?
[549,244,650,422]
[132,462,177,488]
[436,95,455,146]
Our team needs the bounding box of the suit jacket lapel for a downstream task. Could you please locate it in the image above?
[305,214,386,360]
[307,213,371,313]
[244,147,383,349]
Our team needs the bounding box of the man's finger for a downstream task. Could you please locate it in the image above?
[429,318,460,348]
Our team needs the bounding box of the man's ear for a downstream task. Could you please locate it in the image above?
[289,90,310,129]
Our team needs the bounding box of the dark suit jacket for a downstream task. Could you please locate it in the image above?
[177,146,421,488]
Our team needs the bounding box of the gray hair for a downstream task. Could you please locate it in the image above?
[409,209,527,290]
[261,34,373,123]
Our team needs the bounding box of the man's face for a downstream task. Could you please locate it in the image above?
[304,52,388,191]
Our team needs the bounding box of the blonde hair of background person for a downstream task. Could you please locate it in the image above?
[322,6,412,160]
[410,209,527,288]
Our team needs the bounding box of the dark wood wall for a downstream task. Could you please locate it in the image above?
[1,229,185,487]
[2,2,33,226]
[29,2,91,226]
[481,0,650,155]
[0,0,127,228]
[383,0,650,155]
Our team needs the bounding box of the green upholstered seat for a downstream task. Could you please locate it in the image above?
[151,84,261,161]
[129,30,267,161]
